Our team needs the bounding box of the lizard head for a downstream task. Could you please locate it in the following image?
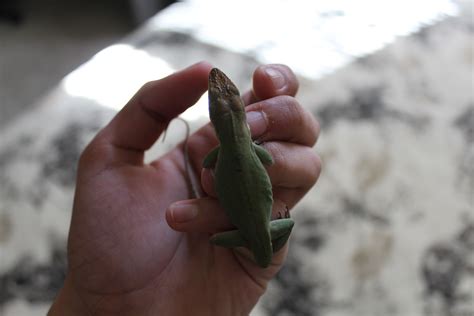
[208,68,246,128]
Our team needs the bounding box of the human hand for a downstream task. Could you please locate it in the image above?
[49,62,321,315]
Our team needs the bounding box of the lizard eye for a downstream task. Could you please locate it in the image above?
[229,95,244,112]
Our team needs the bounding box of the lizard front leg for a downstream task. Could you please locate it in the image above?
[269,218,294,252]
[210,230,248,248]
[253,143,273,165]
[202,146,220,168]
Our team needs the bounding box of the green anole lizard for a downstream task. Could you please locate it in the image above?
[203,68,294,268]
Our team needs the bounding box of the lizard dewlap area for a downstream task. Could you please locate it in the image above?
[203,68,294,268]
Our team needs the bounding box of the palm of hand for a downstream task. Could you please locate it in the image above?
[68,135,273,314]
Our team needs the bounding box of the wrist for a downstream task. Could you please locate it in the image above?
[48,274,89,316]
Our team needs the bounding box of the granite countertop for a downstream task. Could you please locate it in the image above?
[0,1,472,315]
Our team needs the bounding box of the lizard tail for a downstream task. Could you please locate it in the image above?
[251,230,273,268]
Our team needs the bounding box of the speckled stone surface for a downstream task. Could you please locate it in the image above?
[0,2,473,316]
[259,12,474,316]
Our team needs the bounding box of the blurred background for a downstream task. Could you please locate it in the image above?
[0,0,472,315]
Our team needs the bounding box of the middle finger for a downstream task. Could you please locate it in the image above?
[246,95,320,146]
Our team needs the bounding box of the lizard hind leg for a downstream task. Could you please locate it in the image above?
[270,218,294,253]
[210,229,273,268]
[210,229,248,248]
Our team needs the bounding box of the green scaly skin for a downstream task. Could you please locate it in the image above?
[203,68,294,268]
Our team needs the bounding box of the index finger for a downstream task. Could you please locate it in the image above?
[242,64,299,105]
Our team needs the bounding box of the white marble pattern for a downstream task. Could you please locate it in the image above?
[259,9,474,316]
[0,1,472,315]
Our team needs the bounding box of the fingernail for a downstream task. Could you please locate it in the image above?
[263,66,286,90]
[170,202,198,223]
[246,111,268,137]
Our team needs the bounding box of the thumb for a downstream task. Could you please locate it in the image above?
[80,61,213,171]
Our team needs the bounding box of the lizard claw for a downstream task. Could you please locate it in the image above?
[276,206,291,219]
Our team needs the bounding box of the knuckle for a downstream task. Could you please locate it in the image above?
[264,142,286,167]
[306,150,322,184]
[78,143,99,171]
[271,96,320,145]
[309,114,321,145]
[277,95,300,110]
[136,80,160,99]
[286,97,305,126]
[78,141,95,168]
[272,95,303,124]
[77,135,109,171]
[140,80,156,92]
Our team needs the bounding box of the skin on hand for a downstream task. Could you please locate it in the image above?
[48,62,321,316]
